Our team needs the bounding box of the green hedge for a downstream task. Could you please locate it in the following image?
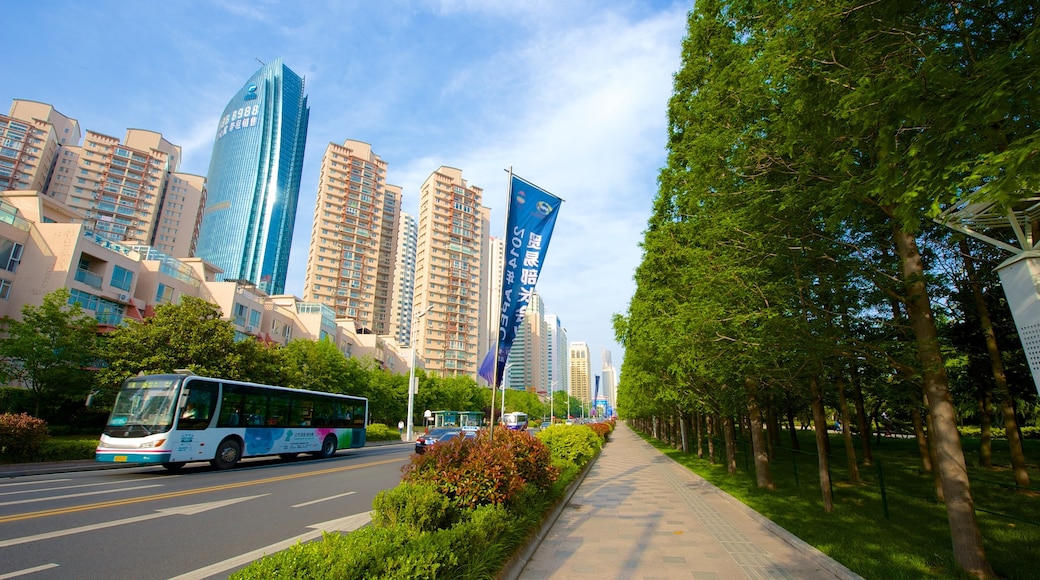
[958,425,1040,439]
[366,423,402,441]
[231,424,599,579]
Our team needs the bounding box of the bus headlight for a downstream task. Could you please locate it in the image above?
[138,439,166,448]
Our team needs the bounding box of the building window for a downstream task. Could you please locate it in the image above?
[156,283,174,303]
[0,279,11,300]
[0,239,23,272]
[110,265,133,292]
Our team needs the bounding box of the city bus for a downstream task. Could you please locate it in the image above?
[503,411,529,431]
[96,372,368,470]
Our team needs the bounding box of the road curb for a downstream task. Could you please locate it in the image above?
[497,448,601,580]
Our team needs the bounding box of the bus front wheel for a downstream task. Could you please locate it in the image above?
[212,438,241,470]
[317,435,338,458]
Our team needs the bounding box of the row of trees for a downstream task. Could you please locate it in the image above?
[614,2,1037,579]
[0,290,586,430]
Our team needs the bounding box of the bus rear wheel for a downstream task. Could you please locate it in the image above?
[317,435,337,458]
[211,438,241,470]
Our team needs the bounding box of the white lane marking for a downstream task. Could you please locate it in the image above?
[0,479,71,488]
[0,564,60,579]
[167,511,373,580]
[291,491,356,508]
[0,484,163,507]
[0,495,268,548]
[0,480,141,497]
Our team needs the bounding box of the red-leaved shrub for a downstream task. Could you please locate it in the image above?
[0,413,49,462]
[403,427,558,509]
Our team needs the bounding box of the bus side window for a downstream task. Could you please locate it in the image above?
[179,380,218,430]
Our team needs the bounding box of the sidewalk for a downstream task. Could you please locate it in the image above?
[514,422,863,580]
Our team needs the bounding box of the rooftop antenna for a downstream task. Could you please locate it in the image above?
[255,58,266,66]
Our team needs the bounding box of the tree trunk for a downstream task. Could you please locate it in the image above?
[765,403,780,460]
[912,406,932,472]
[892,225,993,578]
[708,413,717,464]
[977,390,993,469]
[851,371,873,465]
[695,412,704,459]
[837,375,860,484]
[680,412,689,453]
[960,238,1030,487]
[923,400,945,502]
[746,378,776,489]
[810,376,834,512]
[785,406,800,450]
[723,415,737,475]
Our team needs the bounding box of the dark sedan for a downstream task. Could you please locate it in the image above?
[414,427,463,454]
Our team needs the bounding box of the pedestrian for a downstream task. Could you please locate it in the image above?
[398,420,404,434]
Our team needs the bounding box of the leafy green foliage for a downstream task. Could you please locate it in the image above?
[0,413,48,462]
[536,424,602,466]
[371,483,457,532]
[365,423,401,441]
[234,423,593,580]
[0,289,99,417]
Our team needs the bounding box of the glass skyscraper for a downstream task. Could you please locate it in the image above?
[196,58,309,295]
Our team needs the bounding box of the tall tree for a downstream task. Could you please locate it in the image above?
[0,288,98,417]
[654,1,1038,576]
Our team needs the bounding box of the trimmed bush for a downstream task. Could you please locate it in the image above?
[371,482,456,531]
[366,422,401,441]
[536,423,602,466]
[0,413,49,462]
[39,438,99,461]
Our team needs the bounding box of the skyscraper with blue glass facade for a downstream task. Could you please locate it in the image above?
[196,58,309,295]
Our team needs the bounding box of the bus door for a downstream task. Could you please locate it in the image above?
[171,379,219,461]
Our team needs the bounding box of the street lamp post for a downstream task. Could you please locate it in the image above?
[406,305,434,442]
[549,380,557,424]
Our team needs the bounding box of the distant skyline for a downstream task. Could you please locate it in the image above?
[1,1,691,376]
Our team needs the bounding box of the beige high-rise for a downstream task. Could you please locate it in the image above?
[569,341,593,406]
[1,101,80,198]
[413,166,489,377]
[303,139,401,335]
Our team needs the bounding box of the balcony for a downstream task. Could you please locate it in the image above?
[74,268,103,289]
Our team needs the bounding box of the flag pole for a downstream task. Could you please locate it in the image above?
[489,166,513,445]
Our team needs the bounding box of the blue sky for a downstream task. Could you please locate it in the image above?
[2,0,690,379]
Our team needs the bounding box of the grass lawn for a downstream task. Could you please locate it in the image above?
[641,429,1040,580]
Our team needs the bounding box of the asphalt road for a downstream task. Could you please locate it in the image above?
[0,444,413,580]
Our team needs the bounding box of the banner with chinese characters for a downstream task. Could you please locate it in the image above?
[479,174,562,387]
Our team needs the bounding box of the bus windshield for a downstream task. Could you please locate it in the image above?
[104,376,182,437]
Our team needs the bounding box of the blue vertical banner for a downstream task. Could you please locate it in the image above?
[479,174,563,386]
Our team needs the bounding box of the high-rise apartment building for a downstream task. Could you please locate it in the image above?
[197,58,310,295]
[545,313,568,403]
[3,100,206,257]
[303,139,401,334]
[60,129,205,257]
[413,166,489,377]
[569,341,593,406]
[389,212,417,347]
[1,101,80,194]
[505,291,548,394]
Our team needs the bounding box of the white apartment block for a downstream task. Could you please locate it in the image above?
[389,213,417,347]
